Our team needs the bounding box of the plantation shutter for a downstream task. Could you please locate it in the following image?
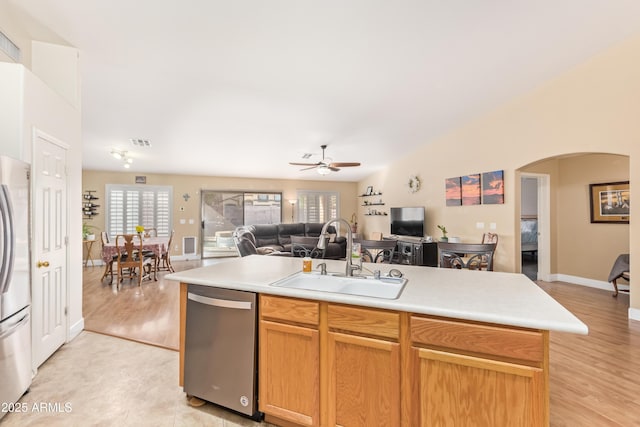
[296,190,340,224]
[106,185,173,238]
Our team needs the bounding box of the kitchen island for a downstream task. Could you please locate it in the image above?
[167,255,587,427]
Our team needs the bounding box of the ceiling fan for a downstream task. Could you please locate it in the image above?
[289,145,361,175]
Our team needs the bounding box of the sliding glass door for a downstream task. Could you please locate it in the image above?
[201,190,282,258]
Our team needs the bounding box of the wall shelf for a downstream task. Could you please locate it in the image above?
[83,190,99,219]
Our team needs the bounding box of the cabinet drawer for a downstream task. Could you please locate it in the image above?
[411,315,544,363]
[260,295,319,327]
[328,304,399,340]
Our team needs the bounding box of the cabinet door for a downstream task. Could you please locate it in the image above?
[259,320,320,426]
[416,348,544,427]
[328,332,401,427]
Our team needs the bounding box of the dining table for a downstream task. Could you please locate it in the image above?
[101,235,170,264]
[101,235,170,284]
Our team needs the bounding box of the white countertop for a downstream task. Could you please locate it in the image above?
[166,255,588,335]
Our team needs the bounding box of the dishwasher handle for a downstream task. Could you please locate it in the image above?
[188,292,253,310]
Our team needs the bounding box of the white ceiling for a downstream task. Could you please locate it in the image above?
[10,0,640,181]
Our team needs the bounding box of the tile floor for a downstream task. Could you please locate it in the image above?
[2,332,275,427]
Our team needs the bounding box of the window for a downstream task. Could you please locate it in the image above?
[296,190,340,223]
[106,184,172,238]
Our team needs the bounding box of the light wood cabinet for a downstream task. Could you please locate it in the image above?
[410,315,548,427]
[181,290,550,427]
[327,304,401,426]
[328,332,400,426]
[259,296,320,426]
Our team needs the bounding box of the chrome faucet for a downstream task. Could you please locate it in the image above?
[317,218,358,276]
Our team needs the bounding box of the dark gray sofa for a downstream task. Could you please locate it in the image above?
[236,223,347,259]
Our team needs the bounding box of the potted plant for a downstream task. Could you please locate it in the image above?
[83,223,97,241]
[350,213,358,233]
[437,225,448,242]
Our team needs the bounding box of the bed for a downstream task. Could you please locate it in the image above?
[521,217,538,258]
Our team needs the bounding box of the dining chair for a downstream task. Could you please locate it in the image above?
[115,234,156,288]
[356,239,397,263]
[437,242,496,271]
[158,229,175,272]
[100,231,117,283]
[480,232,499,270]
[290,235,325,258]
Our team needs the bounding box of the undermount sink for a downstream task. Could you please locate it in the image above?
[271,271,408,300]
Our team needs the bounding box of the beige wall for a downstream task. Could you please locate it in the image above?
[358,33,640,315]
[82,170,357,258]
[521,154,629,281]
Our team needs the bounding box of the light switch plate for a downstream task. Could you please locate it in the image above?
[490,222,497,230]
[476,222,484,229]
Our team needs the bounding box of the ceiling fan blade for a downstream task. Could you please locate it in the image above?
[329,162,360,168]
[289,162,320,166]
[300,165,319,171]
[329,166,341,172]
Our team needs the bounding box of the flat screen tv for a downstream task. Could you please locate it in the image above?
[390,207,425,237]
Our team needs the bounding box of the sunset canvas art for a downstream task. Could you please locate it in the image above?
[462,174,481,205]
[482,170,505,204]
[445,177,462,206]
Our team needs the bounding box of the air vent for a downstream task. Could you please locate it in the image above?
[0,30,20,62]
[183,236,197,256]
[130,138,151,148]
[302,153,313,159]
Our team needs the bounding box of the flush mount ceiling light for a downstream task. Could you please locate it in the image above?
[111,149,124,159]
[111,149,133,168]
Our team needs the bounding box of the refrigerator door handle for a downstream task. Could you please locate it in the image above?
[0,185,15,294]
[187,292,253,310]
[0,312,29,340]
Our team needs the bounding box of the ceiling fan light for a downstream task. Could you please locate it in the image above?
[317,165,331,175]
[123,163,130,169]
[111,150,124,159]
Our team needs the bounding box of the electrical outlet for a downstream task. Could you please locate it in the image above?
[490,222,497,230]
[188,219,194,224]
[174,244,178,251]
[476,222,485,229]
[180,219,186,224]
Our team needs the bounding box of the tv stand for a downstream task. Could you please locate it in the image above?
[385,236,438,267]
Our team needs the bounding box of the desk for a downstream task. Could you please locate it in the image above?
[83,240,96,267]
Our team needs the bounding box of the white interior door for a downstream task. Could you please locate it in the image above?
[32,131,68,369]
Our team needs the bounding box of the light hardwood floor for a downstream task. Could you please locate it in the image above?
[82,261,640,426]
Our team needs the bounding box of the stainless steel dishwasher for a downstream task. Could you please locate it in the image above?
[184,285,260,419]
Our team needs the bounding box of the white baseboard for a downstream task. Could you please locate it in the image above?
[629,308,640,321]
[68,317,84,341]
[549,274,629,292]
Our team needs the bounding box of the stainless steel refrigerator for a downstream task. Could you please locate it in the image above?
[0,156,31,418]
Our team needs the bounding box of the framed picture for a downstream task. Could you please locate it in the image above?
[135,176,147,184]
[461,174,481,206]
[445,177,462,206]
[482,170,504,204]
[589,181,629,223]
[365,186,373,196]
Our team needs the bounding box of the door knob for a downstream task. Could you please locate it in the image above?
[37,261,50,268]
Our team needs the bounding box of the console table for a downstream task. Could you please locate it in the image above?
[385,238,438,267]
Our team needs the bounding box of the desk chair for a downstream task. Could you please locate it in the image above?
[438,242,496,271]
